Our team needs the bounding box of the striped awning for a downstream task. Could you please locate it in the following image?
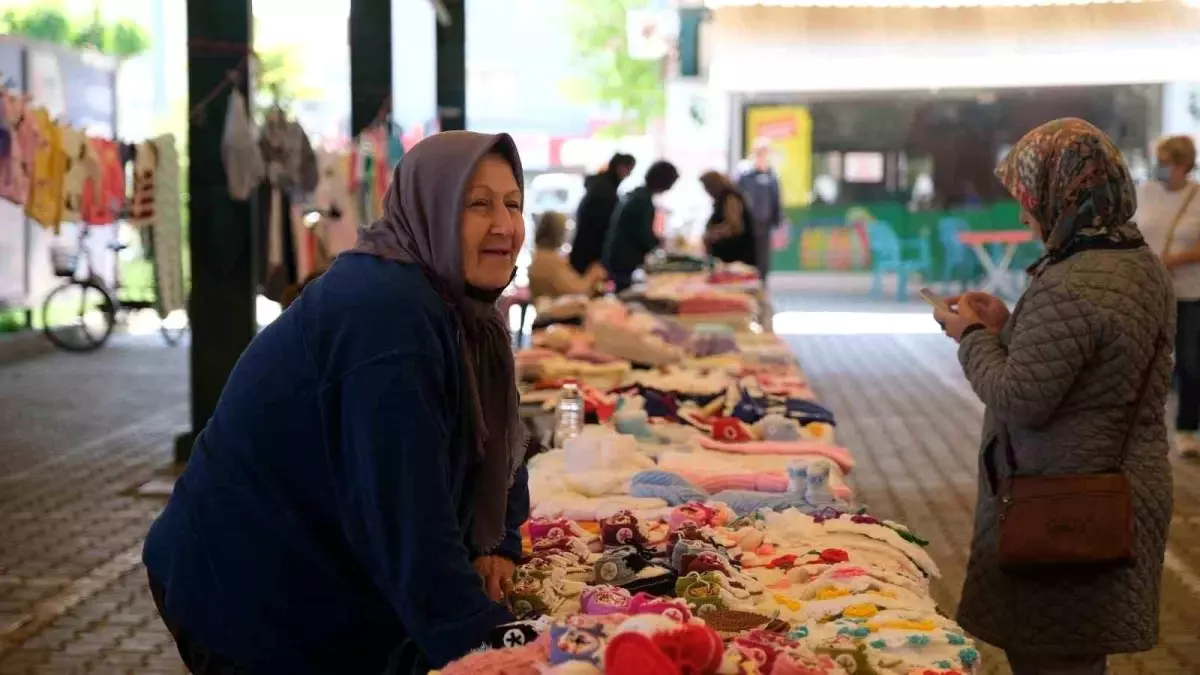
[705,0,1163,7]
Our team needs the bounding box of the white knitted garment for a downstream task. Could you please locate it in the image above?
[150,135,185,314]
[221,89,264,201]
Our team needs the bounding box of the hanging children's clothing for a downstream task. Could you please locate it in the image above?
[221,89,264,201]
[151,134,185,315]
[0,91,28,205]
[60,126,101,224]
[83,138,125,225]
[130,141,157,228]
[26,108,66,230]
[257,111,317,299]
[14,95,39,207]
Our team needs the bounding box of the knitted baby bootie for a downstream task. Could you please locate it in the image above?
[675,572,730,616]
[787,461,809,494]
[509,574,581,620]
[600,510,649,549]
[668,502,717,533]
[805,460,839,508]
[579,585,633,616]
[593,546,653,586]
[528,517,599,550]
[626,593,693,623]
[548,617,609,667]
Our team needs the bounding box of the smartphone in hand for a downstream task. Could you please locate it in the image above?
[919,287,952,314]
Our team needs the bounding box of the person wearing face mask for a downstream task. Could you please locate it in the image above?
[602,160,680,292]
[143,132,532,674]
[1135,135,1200,458]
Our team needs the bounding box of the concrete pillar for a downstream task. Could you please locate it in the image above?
[176,0,256,463]
[350,0,393,137]
[436,0,466,131]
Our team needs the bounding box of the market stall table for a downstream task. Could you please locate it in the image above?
[958,229,1035,297]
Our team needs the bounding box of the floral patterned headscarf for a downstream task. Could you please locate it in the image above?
[995,117,1142,268]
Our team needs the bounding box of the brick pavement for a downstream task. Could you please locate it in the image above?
[2,320,1200,673]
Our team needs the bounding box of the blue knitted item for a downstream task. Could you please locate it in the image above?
[711,488,849,517]
[630,471,709,506]
[711,490,812,517]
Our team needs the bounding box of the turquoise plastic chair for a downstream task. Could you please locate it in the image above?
[937,217,976,292]
[867,221,931,301]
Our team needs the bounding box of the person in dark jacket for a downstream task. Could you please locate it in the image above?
[700,170,757,267]
[737,138,784,280]
[602,160,680,292]
[569,153,636,274]
[143,132,532,675]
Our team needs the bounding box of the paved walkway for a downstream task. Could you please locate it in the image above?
[2,316,1200,673]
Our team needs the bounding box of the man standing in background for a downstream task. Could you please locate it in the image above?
[737,138,784,281]
[570,153,637,274]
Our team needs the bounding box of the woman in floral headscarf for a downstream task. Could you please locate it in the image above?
[933,118,1174,674]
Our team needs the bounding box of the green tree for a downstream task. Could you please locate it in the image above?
[1,5,150,59]
[253,20,320,119]
[107,19,151,58]
[563,0,665,137]
[3,6,72,44]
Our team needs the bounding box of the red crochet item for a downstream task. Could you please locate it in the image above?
[605,624,725,675]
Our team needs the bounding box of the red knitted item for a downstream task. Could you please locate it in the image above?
[604,632,679,675]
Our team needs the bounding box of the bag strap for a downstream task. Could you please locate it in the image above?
[1003,332,1165,474]
[1161,184,1199,257]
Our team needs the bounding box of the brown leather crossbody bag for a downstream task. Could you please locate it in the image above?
[996,335,1163,571]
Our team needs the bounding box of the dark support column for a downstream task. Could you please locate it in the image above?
[350,0,392,138]
[175,0,256,464]
[436,0,466,131]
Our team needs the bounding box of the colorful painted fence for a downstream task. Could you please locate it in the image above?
[771,200,1039,276]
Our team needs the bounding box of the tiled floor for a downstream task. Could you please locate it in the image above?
[2,314,1200,673]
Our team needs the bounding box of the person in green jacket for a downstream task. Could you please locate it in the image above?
[601,160,679,292]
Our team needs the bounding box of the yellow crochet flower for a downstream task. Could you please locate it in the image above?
[815,586,852,600]
[842,603,879,619]
[773,594,803,611]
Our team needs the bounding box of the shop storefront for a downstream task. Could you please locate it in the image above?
[702,0,1200,274]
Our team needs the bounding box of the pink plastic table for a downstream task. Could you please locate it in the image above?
[958,230,1035,296]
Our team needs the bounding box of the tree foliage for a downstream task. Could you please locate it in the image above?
[2,6,150,59]
[563,0,664,137]
[253,20,320,120]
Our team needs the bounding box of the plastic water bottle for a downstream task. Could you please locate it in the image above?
[554,380,584,448]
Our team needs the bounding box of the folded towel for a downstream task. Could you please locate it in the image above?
[695,437,854,472]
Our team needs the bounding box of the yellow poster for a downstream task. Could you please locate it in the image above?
[744,106,812,208]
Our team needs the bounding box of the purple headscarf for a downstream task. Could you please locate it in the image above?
[353,131,527,554]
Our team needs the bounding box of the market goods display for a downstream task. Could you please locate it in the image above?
[436,267,981,674]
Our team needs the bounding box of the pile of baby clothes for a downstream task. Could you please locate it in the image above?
[528,427,673,522]
[431,507,980,675]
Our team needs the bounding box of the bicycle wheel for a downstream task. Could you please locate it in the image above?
[41,279,117,352]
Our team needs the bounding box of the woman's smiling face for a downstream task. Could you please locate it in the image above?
[460,153,525,290]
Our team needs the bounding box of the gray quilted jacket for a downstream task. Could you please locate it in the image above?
[955,240,1174,658]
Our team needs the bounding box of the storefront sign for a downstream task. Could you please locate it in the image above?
[744,105,812,208]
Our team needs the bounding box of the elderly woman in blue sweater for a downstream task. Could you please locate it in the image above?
[143,132,532,674]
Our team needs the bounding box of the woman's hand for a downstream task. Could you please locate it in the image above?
[585,263,608,284]
[473,555,515,604]
[934,300,985,343]
[948,292,1010,333]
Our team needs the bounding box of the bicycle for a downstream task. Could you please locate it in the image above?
[41,224,189,352]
